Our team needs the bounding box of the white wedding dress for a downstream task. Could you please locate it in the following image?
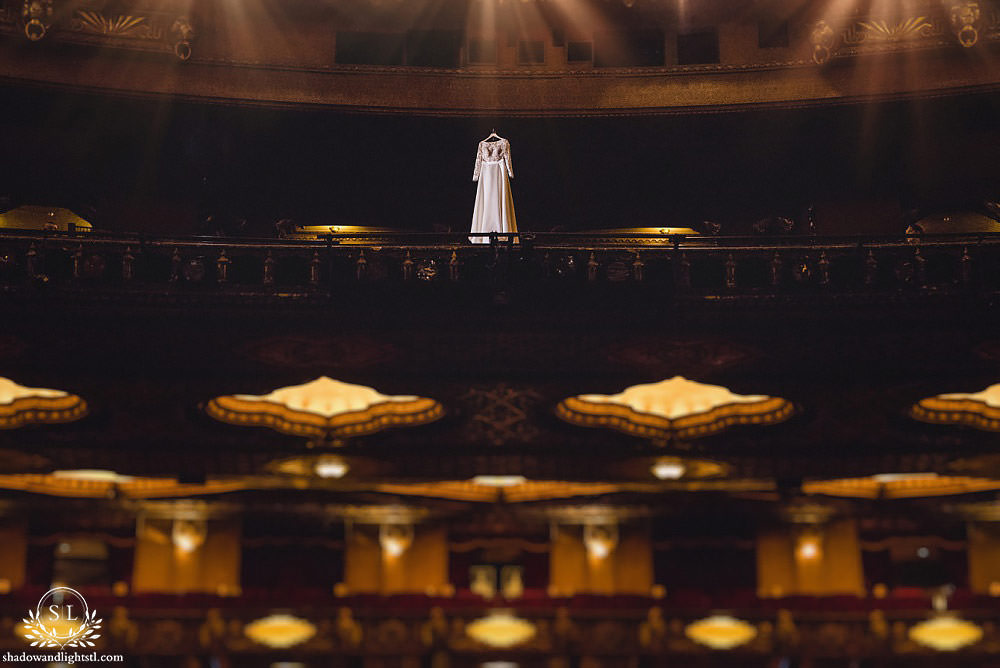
[470,137,517,243]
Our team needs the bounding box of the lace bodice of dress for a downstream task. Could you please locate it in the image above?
[473,138,514,181]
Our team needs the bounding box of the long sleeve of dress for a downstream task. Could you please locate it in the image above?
[473,143,483,181]
[503,140,514,179]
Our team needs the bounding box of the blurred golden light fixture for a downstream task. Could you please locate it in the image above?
[911,384,1000,431]
[684,615,757,650]
[803,474,1000,499]
[472,475,527,487]
[584,523,619,559]
[244,614,317,649]
[375,480,618,503]
[556,376,793,440]
[379,524,414,558]
[908,616,982,651]
[205,376,443,440]
[465,610,536,648]
[314,457,349,479]
[0,472,246,499]
[0,377,88,428]
[171,519,207,554]
[651,458,686,479]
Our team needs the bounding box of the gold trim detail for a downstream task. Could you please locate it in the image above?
[0,377,88,429]
[910,384,1000,431]
[556,377,793,440]
[205,376,443,439]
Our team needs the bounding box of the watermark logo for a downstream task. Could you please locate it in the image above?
[21,587,102,649]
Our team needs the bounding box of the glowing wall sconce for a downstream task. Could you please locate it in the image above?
[244,614,317,649]
[795,534,822,561]
[465,610,536,648]
[314,457,349,479]
[684,615,758,650]
[379,524,414,558]
[205,376,443,440]
[584,523,619,560]
[0,377,88,429]
[908,616,983,651]
[911,384,1000,431]
[171,519,207,554]
[556,376,793,441]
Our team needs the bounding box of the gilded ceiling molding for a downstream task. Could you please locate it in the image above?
[910,383,1000,431]
[803,474,1000,499]
[205,376,443,440]
[0,471,247,499]
[0,377,88,429]
[556,376,793,440]
[375,480,619,503]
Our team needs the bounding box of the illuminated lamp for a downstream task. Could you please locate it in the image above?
[205,376,443,440]
[911,384,1000,431]
[379,524,413,558]
[651,458,686,480]
[802,474,1000,499]
[314,457,349,479]
[472,475,527,487]
[0,377,88,428]
[684,615,757,650]
[171,519,207,554]
[465,610,536,648]
[556,377,793,441]
[795,535,821,561]
[244,614,317,649]
[584,524,618,559]
[908,616,982,651]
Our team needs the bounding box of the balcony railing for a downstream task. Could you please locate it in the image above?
[1,229,998,302]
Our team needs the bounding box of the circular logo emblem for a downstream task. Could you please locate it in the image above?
[22,587,102,649]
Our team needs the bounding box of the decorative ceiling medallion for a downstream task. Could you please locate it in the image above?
[684,615,757,650]
[0,377,88,429]
[465,610,536,648]
[803,474,1000,499]
[910,384,1000,431]
[205,377,443,439]
[908,616,982,651]
[376,480,619,503]
[244,614,317,649]
[556,377,793,440]
[0,472,246,499]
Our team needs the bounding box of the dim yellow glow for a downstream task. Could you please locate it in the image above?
[379,524,413,558]
[0,377,88,429]
[803,474,1000,499]
[584,524,618,560]
[684,615,757,650]
[244,614,317,649]
[206,377,443,439]
[911,384,1000,431]
[466,610,536,648]
[557,377,793,440]
[472,475,527,487]
[52,470,134,484]
[651,458,686,479]
[314,457,349,479]
[796,537,821,561]
[908,617,982,651]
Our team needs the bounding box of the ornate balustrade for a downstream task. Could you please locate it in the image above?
[1,230,997,304]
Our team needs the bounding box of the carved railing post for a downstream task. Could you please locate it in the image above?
[587,252,599,282]
[724,253,737,289]
[26,243,38,279]
[449,251,459,282]
[72,245,83,280]
[632,252,644,282]
[960,246,973,286]
[818,251,831,287]
[356,250,368,281]
[864,249,878,286]
[913,247,926,288]
[677,252,691,290]
[216,249,230,284]
[770,251,783,287]
[263,251,275,286]
[402,250,414,281]
[122,246,135,282]
[309,251,321,286]
[170,248,182,282]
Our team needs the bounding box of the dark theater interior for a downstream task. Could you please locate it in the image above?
[2,0,1000,666]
